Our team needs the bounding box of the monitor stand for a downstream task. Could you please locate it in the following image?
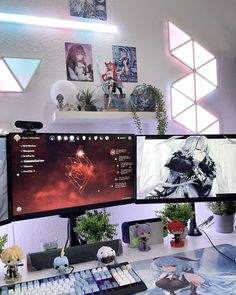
[60,211,86,247]
[188,202,202,236]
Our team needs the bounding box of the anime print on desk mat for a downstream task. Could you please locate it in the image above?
[131,244,236,295]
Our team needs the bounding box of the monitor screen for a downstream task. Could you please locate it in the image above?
[9,133,135,220]
[136,134,236,203]
[0,135,10,224]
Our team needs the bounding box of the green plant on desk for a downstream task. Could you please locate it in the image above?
[73,209,118,244]
[156,203,194,226]
[0,234,7,254]
[207,201,236,215]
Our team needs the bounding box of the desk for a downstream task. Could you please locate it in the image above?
[0,228,235,288]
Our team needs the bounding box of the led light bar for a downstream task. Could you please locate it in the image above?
[0,12,117,34]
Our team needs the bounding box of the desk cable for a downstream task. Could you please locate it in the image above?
[198,216,236,264]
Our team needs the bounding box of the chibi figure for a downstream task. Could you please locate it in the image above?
[147,136,216,199]
[167,220,185,248]
[53,247,74,275]
[0,245,24,282]
[135,223,152,251]
[150,256,205,295]
[97,246,116,266]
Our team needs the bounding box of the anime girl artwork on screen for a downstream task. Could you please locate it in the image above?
[134,244,236,295]
[136,135,236,202]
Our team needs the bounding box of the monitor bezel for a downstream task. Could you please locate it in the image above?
[0,134,11,225]
[135,134,236,204]
[8,132,136,221]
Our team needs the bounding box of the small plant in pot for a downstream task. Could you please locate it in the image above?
[156,203,194,238]
[73,209,118,244]
[78,87,98,111]
[207,201,236,233]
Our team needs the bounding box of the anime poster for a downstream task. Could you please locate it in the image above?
[136,135,236,201]
[69,0,107,21]
[65,42,93,82]
[112,45,138,83]
[131,244,236,294]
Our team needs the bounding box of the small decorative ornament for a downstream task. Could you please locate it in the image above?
[97,246,116,266]
[135,223,152,251]
[167,220,185,248]
[53,247,74,275]
[0,245,24,283]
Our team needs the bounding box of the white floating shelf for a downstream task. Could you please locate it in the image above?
[52,110,156,124]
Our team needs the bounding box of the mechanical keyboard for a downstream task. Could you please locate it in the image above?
[0,262,147,295]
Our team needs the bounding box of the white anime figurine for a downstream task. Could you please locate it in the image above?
[0,245,24,283]
[97,246,116,266]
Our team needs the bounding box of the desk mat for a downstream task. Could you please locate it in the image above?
[131,244,236,295]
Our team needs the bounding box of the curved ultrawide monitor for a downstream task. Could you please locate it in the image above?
[136,134,236,203]
[8,133,135,220]
[0,135,10,225]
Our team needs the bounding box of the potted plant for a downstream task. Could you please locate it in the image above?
[0,234,7,254]
[131,84,168,134]
[77,88,98,111]
[207,201,236,233]
[73,209,118,244]
[156,203,194,238]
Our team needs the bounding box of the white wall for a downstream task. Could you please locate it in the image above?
[0,0,236,253]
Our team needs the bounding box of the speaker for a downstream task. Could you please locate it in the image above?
[27,239,123,271]
[15,120,43,131]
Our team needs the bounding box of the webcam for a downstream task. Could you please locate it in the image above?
[15,120,43,134]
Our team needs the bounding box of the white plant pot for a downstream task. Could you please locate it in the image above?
[214,214,235,233]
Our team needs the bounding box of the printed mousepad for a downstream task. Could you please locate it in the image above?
[131,244,236,295]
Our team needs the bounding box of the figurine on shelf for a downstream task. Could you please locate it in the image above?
[135,223,152,251]
[56,94,64,110]
[0,245,24,283]
[167,220,185,248]
[53,247,74,275]
[97,246,116,267]
[102,62,123,96]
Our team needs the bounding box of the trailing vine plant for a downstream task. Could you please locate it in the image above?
[131,84,168,135]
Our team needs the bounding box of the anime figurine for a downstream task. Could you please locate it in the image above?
[0,245,24,282]
[53,247,74,275]
[135,223,152,251]
[102,62,123,96]
[147,135,216,199]
[150,256,205,295]
[56,94,64,111]
[96,246,116,266]
[167,220,185,248]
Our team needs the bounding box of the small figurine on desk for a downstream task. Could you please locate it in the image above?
[53,247,74,275]
[97,246,116,267]
[0,245,24,283]
[167,220,185,248]
[135,223,152,252]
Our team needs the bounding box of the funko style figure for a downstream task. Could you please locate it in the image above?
[97,246,116,266]
[53,247,74,275]
[0,245,24,282]
[147,136,216,199]
[167,220,185,248]
[150,256,205,295]
[135,223,152,252]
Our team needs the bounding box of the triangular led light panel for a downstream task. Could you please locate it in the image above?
[175,105,197,133]
[172,73,195,101]
[171,87,194,117]
[196,105,218,133]
[200,120,220,134]
[168,22,191,51]
[195,73,216,101]
[0,60,22,92]
[197,59,217,86]
[194,41,215,69]
[3,57,41,90]
[171,41,194,69]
